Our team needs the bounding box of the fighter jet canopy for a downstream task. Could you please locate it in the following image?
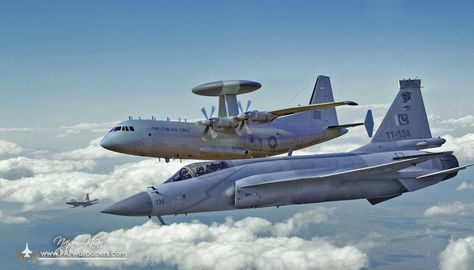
[164,161,229,183]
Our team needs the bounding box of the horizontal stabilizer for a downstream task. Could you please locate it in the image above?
[416,164,474,180]
[241,157,425,189]
[269,101,357,118]
[367,193,402,205]
[327,123,363,129]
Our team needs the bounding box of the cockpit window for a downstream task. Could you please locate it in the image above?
[129,126,135,131]
[164,161,228,183]
[114,126,121,131]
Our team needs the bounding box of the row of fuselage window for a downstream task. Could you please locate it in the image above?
[110,126,135,132]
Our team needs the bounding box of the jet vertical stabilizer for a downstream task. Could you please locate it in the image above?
[355,78,445,153]
[372,79,431,142]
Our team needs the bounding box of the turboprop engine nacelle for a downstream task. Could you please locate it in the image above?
[235,111,276,124]
[210,117,235,128]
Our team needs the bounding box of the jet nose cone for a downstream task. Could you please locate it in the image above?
[101,192,152,216]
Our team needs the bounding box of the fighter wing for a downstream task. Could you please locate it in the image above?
[240,157,430,189]
[268,101,357,119]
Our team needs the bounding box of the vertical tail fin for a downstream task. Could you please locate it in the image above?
[309,75,339,127]
[371,79,432,142]
[85,193,90,201]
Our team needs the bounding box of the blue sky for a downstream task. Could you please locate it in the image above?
[1,0,474,127]
[1,1,474,269]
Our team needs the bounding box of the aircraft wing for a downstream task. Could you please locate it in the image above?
[240,156,433,189]
[327,123,364,129]
[269,101,357,118]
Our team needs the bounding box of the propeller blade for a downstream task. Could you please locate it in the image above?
[238,101,243,114]
[201,107,208,119]
[201,126,209,141]
[234,121,252,136]
[234,121,244,136]
[243,122,253,134]
[210,105,216,118]
[245,100,252,112]
[209,127,219,139]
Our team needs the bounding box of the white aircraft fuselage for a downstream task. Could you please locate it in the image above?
[100,117,348,160]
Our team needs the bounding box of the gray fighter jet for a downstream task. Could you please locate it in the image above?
[102,79,471,223]
[100,76,368,162]
[66,193,98,208]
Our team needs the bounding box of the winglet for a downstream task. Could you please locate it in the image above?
[364,109,374,138]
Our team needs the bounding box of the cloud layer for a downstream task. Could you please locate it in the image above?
[457,182,474,191]
[439,115,474,128]
[424,201,470,217]
[44,211,369,270]
[438,133,474,161]
[0,158,185,211]
[0,210,28,224]
[0,139,23,155]
[272,207,334,237]
[0,157,95,180]
[56,137,121,160]
[440,236,474,270]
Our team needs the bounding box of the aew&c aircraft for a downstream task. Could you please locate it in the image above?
[100,76,369,162]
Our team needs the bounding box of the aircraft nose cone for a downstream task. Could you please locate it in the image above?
[101,192,152,216]
[100,136,113,150]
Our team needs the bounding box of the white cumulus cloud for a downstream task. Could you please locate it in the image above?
[57,121,117,137]
[437,133,474,161]
[440,236,474,270]
[42,215,369,270]
[424,201,470,217]
[56,137,121,160]
[457,182,474,191]
[439,115,474,127]
[0,139,23,155]
[0,157,95,180]
[272,207,334,237]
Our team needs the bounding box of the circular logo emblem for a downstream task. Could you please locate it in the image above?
[267,136,278,149]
